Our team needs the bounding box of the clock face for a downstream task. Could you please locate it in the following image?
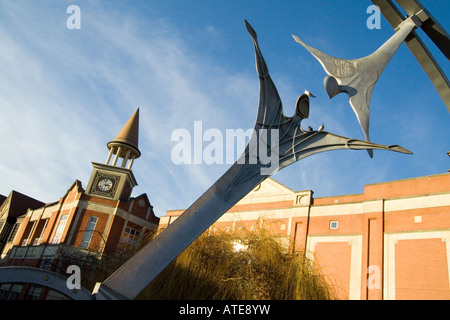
[89,172,120,198]
[97,178,113,191]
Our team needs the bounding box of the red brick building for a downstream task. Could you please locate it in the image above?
[2,109,159,274]
[159,173,450,300]
[0,191,45,256]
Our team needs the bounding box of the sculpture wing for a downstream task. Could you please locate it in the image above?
[348,83,374,157]
[290,131,412,164]
[348,79,374,136]
[347,17,419,148]
[292,35,358,83]
[293,34,374,156]
[245,20,288,128]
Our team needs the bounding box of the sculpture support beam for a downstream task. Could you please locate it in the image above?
[372,0,450,111]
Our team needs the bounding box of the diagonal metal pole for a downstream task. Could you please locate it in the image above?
[92,20,412,300]
[372,0,450,111]
[395,0,450,59]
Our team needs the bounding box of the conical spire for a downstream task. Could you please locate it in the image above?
[111,108,139,151]
[106,109,141,169]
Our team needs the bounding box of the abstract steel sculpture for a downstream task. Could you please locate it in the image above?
[90,20,412,300]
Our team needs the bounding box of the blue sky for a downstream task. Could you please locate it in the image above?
[0,1,448,217]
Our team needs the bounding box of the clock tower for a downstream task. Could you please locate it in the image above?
[86,109,141,201]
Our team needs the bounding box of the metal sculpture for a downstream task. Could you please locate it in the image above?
[293,15,421,157]
[91,20,412,300]
[293,0,450,159]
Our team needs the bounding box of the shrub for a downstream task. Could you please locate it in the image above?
[138,230,335,300]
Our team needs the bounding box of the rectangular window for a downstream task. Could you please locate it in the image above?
[8,223,20,242]
[329,221,338,230]
[7,284,23,300]
[51,215,69,244]
[25,285,42,300]
[80,216,98,249]
[0,284,10,300]
[120,226,141,253]
[32,219,48,246]
[21,221,36,246]
[41,258,53,271]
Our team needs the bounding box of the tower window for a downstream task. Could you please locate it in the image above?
[80,216,98,249]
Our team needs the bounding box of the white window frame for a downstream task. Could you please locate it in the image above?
[329,220,339,230]
[120,226,141,252]
[21,221,36,246]
[51,215,69,244]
